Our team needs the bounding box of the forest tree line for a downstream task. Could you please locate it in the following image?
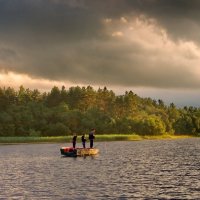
[0,85,200,137]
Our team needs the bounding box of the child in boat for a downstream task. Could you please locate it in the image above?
[81,134,86,148]
[72,133,77,148]
[89,129,95,148]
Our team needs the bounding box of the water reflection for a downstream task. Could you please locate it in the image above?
[0,138,200,199]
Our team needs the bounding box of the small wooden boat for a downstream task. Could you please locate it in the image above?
[60,147,99,157]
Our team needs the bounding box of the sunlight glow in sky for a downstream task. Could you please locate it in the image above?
[0,72,73,91]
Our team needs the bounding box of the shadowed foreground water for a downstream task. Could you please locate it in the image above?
[0,138,200,199]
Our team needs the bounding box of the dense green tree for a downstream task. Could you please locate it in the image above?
[44,122,70,136]
[142,115,166,135]
[123,91,138,117]
[18,86,32,104]
[0,85,199,136]
[113,96,125,119]
[82,107,113,134]
[174,115,194,134]
[60,86,68,103]
[96,87,115,113]
[0,112,15,136]
[46,86,61,107]
[0,87,17,110]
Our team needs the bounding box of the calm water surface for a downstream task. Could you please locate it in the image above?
[0,138,200,199]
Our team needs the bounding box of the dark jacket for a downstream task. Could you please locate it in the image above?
[89,133,95,140]
[72,135,77,142]
[81,135,86,142]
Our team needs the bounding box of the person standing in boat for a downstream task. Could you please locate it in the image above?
[89,129,95,148]
[81,134,87,148]
[72,133,77,149]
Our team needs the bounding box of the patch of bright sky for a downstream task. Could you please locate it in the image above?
[103,15,200,82]
[0,72,73,92]
[1,71,200,107]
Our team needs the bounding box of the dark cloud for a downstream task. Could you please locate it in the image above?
[1,0,200,41]
[0,0,200,89]
[127,0,200,43]
[0,48,17,62]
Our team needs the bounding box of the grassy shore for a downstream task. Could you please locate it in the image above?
[0,134,193,144]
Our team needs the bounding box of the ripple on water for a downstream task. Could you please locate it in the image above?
[0,138,200,199]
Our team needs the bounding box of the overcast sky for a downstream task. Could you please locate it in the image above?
[1,0,200,106]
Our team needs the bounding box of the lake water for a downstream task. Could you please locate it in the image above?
[0,138,200,199]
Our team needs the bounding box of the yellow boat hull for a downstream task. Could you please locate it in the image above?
[76,148,99,156]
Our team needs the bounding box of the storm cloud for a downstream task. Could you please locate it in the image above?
[1,0,200,89]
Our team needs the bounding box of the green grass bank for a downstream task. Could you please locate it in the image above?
[0,134,192,144]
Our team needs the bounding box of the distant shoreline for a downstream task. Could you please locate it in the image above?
[0,134,194,144]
